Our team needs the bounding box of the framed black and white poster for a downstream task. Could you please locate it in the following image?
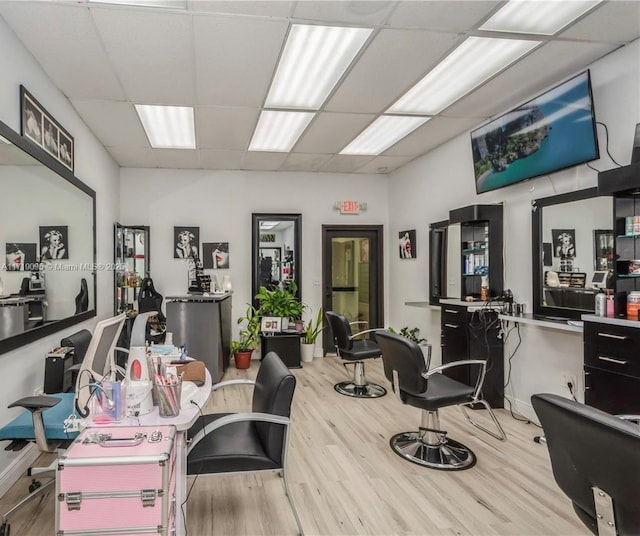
[174,226,199,259]
[399,229,416,259]
[20,86,74,172]
[202,242,230,269]
[5,243,37,271]
[552,229,576,259]
[39,226,68,260]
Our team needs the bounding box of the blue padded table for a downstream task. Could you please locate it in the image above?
[0,393,78,441]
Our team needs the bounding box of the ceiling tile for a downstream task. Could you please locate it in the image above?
[294,112,375,153]
[71,99,149,147]
[0,3,125,100]
[320,154,376,173]
[443,40,619,119]
[355,155,417,174]
[199,149,245,169]
[243,151,288,171]
[107,146,157,168]
[293,1,395,26]
[281,153,332,171]
[153,149,201,168]
[560,1,640,43]
[194,15,287,107]
[387,1,502,31]
[196,106,259,150]
[188,1,294,17]
[325,28,460,114]
[91,7,194,104]
[384,116,482,156]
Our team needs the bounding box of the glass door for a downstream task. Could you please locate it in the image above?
[114,224,150,314]
[322,226,383,354]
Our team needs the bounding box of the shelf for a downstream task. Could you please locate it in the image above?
[617,274,640,278]
[461,248,487,254]
[616,234,640,238]
[463,273,488,277]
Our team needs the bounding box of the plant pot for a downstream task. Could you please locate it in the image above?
[281,318,290,330]
[234,350,252,369]
[301,343,314,363]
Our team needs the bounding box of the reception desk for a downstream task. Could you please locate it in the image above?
[0,294,47,338]
[166,292,232,383]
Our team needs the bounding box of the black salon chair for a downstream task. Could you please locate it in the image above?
[186,352,303,534]
[532,393,640,535]
[74,278,89,314]
[325,311,386,398]
[138,277,166,344]
[375,330,505,470]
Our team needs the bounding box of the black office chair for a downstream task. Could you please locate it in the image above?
[18,277,29,296]
[74,278,89,314]
[325,311,386,398]
[375,330,505,470]
[532,393,640,535]
[186,352,303,534]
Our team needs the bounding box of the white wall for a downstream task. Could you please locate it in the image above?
[119,169,389,337]
[0,17,120,487]
[387,39,640,421]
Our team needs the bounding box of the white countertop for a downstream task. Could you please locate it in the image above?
[581,314,640,329]
[439,298,504,312]
[499,313,583,333]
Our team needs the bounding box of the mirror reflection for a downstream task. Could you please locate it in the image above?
[0,127,95,346]
[533,190,613,317]
[252,214,301,307]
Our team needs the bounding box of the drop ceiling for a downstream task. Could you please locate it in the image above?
[0,0,638,174]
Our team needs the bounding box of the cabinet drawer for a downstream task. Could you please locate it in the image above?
[584,322,640,377]
[442,306,467,328]
[585,366,640,414]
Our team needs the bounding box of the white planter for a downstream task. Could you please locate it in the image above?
[301,343,314,363]
[281,318,289,330]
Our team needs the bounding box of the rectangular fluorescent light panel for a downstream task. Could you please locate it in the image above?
[135,104,195,149]
[260,222,280,230]
[88,0,187,9]
[249,111,315,152]
[341,115,430,155]
[479,0,602,35]
[387,37,540,115]
[265,24,373,110]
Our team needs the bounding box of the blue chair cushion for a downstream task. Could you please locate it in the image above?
[0,392,78,441]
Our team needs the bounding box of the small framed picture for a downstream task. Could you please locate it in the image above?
[261,316,282,333]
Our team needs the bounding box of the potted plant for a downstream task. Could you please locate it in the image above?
[390,326,429,360]
[231,304,260,369]
[301,307,323,363]
[255,282,305,330]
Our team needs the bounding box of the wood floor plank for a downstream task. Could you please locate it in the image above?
[0,356,588,535]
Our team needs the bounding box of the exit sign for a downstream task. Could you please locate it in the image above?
[340,200,360,214]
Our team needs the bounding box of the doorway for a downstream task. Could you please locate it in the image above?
[322,225,383,355]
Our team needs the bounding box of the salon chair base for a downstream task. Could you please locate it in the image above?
[389,431,476,470]
[334,381,386,398]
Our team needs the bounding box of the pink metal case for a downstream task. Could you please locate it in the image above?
[56,425,176,535]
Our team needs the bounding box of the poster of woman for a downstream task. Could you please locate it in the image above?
[398,230,416,259]
[39,226,68,260]
[174,227,199,259]
[202,242,230,269]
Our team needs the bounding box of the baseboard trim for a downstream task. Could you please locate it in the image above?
[0,444,39,498]
[504,395,539,425]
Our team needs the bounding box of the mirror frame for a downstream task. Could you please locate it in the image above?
[531,186,605,320]
[251,213,302,309]
[0,117,96,355]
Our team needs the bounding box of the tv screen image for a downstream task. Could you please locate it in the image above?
[471,70,599,194]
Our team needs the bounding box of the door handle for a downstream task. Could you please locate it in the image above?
[444,309,459,314]
[444,323,459,329]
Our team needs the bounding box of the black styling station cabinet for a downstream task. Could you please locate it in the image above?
[440,204,504,408]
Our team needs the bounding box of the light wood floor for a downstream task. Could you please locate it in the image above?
[0,356,587,536]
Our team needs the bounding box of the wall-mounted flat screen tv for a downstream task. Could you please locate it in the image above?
[471,70,599,195]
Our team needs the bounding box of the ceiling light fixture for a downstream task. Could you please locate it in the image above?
[249,110,315,152]
[88,0,187,9]
[265,24,373,110]
[387,37,540,115]
[340,115,430,155]
[135,104,195,149]
[479,0,602,35]
[260,221,280,230]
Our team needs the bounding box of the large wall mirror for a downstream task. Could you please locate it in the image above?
[0,117,96,354]
[251,213,301,308]
[532,187,612,320]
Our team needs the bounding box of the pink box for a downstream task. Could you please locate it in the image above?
[56,425,176,535]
